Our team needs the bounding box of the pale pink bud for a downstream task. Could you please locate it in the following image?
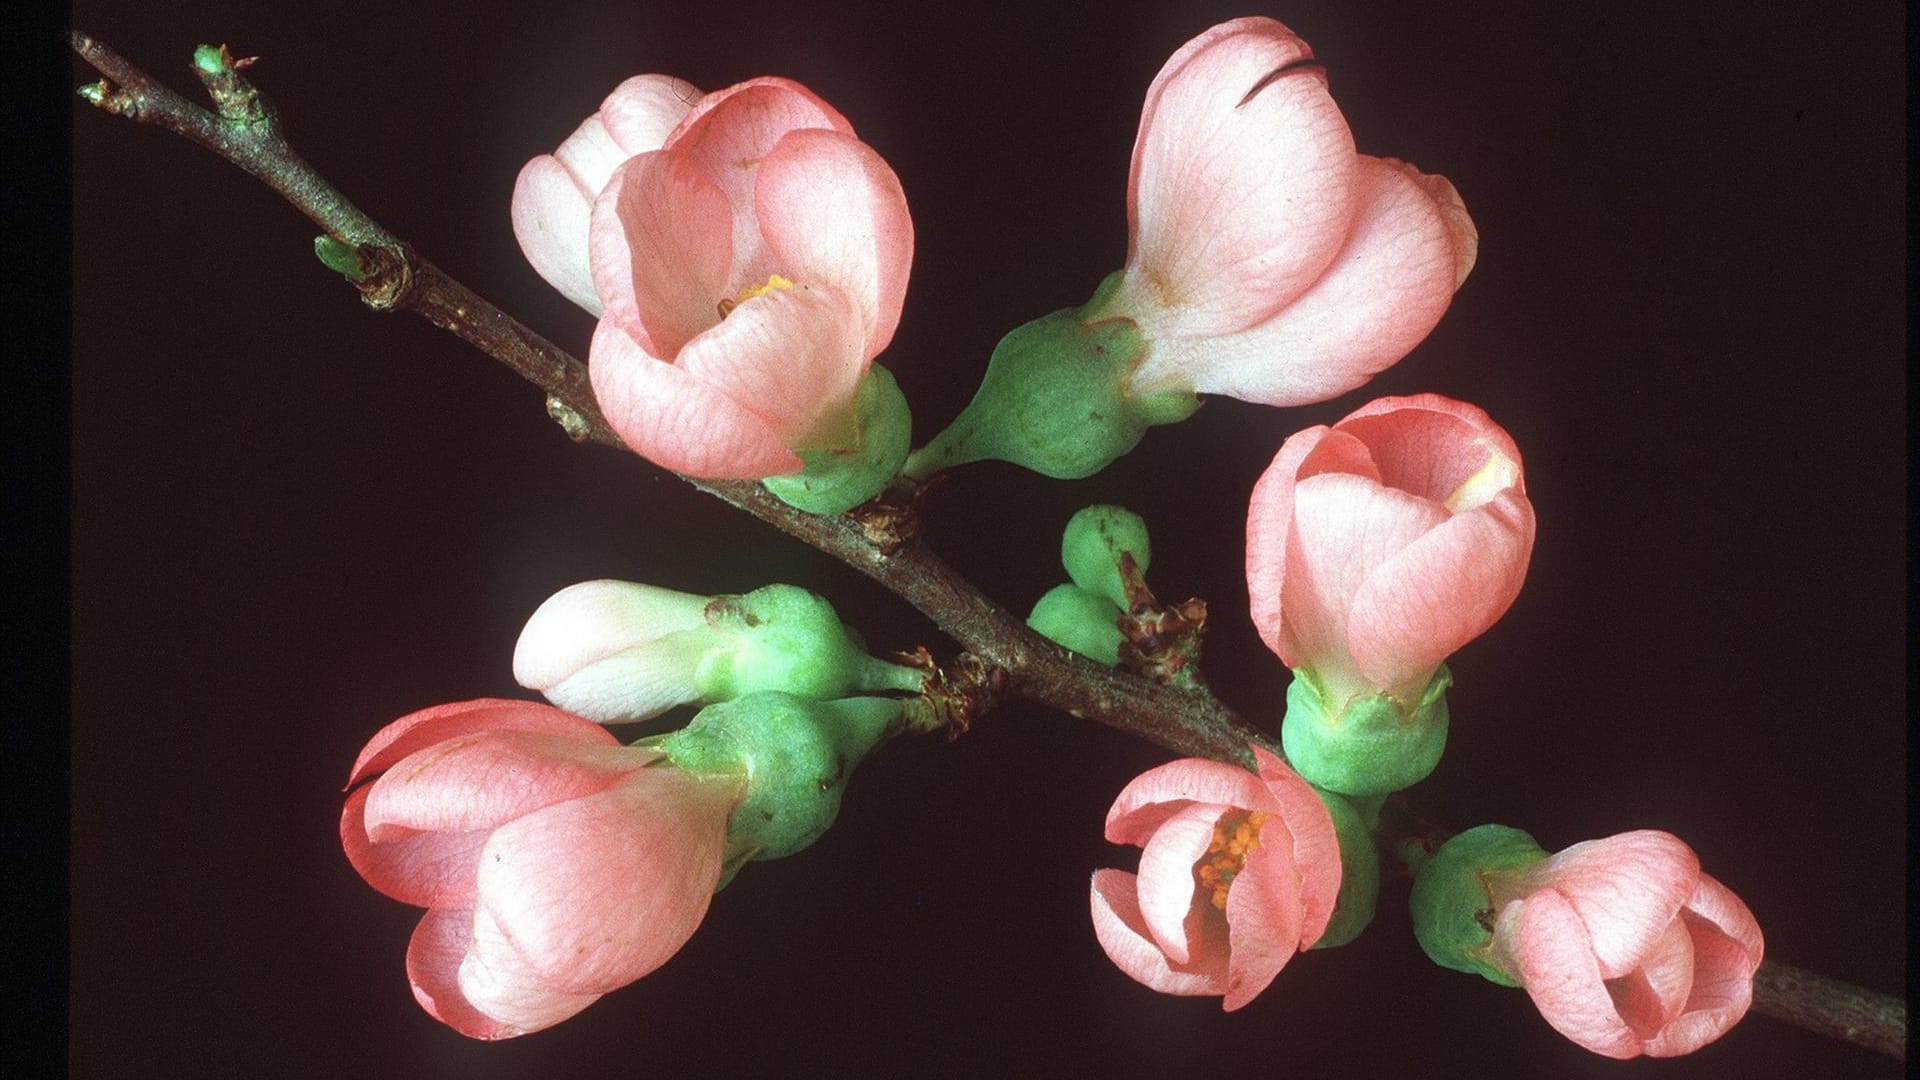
[1247,393,1535,708]
[518,75,913,479]
[512,75,704,315]
[1088,747,1341,1010]
[340,699,743,1039]
[512,579,717,723]
[1488,831,1764,1058]
[1096,18,1477,407]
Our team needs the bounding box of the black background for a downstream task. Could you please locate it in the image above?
[67,1,1904,1077]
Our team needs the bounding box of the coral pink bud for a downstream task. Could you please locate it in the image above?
[1247,393,1535,709]
[1093,18,1477,408]
[1088,747,1341,1010]
[515,73,913,480]
[1490,831,1765,1058]
[340,699,743,1039]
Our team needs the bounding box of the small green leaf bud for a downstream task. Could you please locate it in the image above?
[1027,584,1125,666]
[1061,504,1151,610]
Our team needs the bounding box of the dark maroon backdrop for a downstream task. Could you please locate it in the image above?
[68,2,1905,1077]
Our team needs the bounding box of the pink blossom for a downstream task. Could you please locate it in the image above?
[1488,831,1765,1058]
[513,75,913,479]
[340,699,743,1039]
[1087,18,1477,407]
[1246,393,1534,708]
[1088,747,1341,1010]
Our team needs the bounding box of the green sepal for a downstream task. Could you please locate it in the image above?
[1310,786,1381,950]
[903,289,1194,479]
[1061,504,1151,610]
[693,584,921,702]
[1408,824,1549,984]
[1280,666,1452,797]
[763,365,912,514]
[1027,584,1124,666]
[660,693,908,861]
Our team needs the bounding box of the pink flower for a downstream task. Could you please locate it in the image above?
[1087,17,1477,407]
[1088,747,1341,1009]
[513,75,913,479]
[1488,831,1765,1058]
[1247,393,1535,708]
[340,699,743,1039]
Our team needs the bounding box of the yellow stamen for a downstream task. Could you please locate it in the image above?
[1194,810,1267,911]
[716,274,796,320]
[1442,449,1518,513]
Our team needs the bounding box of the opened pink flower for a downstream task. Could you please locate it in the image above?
[513,75,913,479]
[1089,747,1341,1009]
[340,699,743,1039]
[1247,393,1534,708]
[1488,830,1764,1058]
[1085,17,1477,407]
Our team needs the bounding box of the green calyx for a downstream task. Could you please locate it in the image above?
[693,584,923,703]
[1310,786,1381,950]
[902,280,1194,480]
[1061,504,1151,610]
[763,364,912,515]
[1280,667,1452,797]
[1027,584,1124,666]
[659,693,910,862]
[1408,824,1549,985]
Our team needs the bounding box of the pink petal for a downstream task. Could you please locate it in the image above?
[1105,757,1278,847]
[474,767,736,995]
[1133,802,1224,964]
[362,731,652,839]
[1607,919,1695,1038]
[512,155,603,315]
[406,906,525,1040]
[1641,895,1760,1056]
[1507,890,1644,1058]
[406,905,601,1039]
[665,80,854,280]
[347,699,616,788]
[1336,393,1526,504]
[341,785,487,907]
[457,906,606,1037]
[1522,831,1702,980]
[587,318,802,479]
[671,283,867,450]
[595,74,702,158]
[1118,17,1357,340]
[513,580,711,686]
[588,151,733,359]
[1220,815,1301,1010]
[1246,426,1330,660]
[756,128,914,355]
[1136,156,1475,404]
[1681,873,1765,967]
[1346,488,1535,700]
[1089,869,1228,997]
[1284,473,1449,700]
[1252,747,1342,945]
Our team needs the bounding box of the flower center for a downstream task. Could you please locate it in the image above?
[716,273,794,319]
[1195,810,1267,911]
[1442,448,1518,513]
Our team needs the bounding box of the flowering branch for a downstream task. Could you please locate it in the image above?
[69,30,1903,1060]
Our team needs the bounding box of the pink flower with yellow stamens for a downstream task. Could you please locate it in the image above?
[1089,747,1341,1009]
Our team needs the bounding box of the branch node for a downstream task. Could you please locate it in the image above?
[545,396,592,442]
[191,43,276,129]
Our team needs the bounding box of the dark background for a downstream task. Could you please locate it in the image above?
[67,1,1904,1077]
